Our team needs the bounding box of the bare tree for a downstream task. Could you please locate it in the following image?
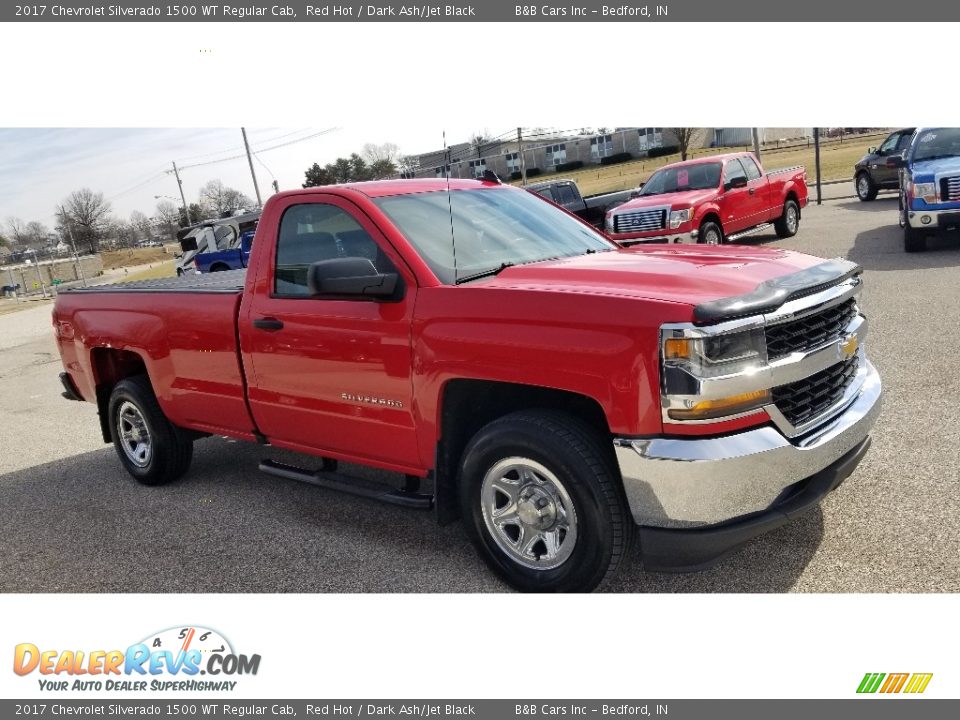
[199,180,253,218]
[62,189,112,253]
[470,132,492,158]
[668,128,706,161]
[4,217,28,245]
[398,155,420,178]
[362,142,401,165]
[130,211,153,242]
[155,200,180,238]
[24,221,50,245]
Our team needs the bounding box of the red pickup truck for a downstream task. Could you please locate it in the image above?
[605,152,808,246]
[53,177,879,592]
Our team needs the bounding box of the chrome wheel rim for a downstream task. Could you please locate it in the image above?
[786,206,798,233]
[117,401,152,468]
[480,457,578,570]
[857,176,870,199]
[704,227,721,245]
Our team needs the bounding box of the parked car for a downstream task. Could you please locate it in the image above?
[53,178,880,592]
[195,230,255,273]
[604,153,808,246]
[526,179,638,227]
[853,128,915,201]
[892,127,960,252]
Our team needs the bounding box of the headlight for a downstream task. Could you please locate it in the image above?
[667,388,771,421]
[669,208,693,229]
[662,327,767,379]
[913,182,937,203]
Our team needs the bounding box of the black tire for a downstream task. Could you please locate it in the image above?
[209,264,228,272]
[458,410,633,593]
[904,224,927,253]
[774,199,801,238]
[855,172,878,201]
[698,220,724,245]
[108,376,194,485]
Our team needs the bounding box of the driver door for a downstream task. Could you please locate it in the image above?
[239,195,422,471]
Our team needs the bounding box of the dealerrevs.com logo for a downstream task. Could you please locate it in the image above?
[13,626,261,692]
[857,672,933,694]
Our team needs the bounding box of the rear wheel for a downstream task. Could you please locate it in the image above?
[108,376,194,485]
[775,199,801,238]
[856,173,878,201]
[459,410,633,592]
[698,220,723,245]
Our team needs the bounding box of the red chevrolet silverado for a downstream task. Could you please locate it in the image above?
[605,152,808,246]
[53,177,879,592]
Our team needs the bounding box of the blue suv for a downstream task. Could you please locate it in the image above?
[896,127,960,252]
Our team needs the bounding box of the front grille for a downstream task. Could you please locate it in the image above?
[765,298,857,361]
[772,356,859,428]
[940,176,960,202]
[614,208,666,233]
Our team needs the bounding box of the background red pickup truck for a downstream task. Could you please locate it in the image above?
[53,177,879,592]
[605,152,808,246]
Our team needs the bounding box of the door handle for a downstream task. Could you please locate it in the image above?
[253,317,284,331]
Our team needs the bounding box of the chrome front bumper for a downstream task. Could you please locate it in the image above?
[614,360,881,528]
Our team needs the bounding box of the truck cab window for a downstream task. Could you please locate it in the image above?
[725,159,747,185]
[275,203,388,296]
[878,133,899,155]
[555,184,578,206]
[741,156,762,181]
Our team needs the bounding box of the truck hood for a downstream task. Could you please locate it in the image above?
[910,156,960,181]
[612,189,717,213]
[478,245,828,312]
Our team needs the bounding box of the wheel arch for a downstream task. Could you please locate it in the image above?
[434,378,612,525]
[90,348,149,443]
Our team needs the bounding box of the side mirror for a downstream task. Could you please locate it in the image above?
[725,176,748,191]
[307,257,400,299]
[885,154,906,169]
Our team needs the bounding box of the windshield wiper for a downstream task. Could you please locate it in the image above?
[456,262,515,284]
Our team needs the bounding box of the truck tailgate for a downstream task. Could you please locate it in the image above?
[54,270,256,439]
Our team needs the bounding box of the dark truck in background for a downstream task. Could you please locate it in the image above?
[526,179,639,227]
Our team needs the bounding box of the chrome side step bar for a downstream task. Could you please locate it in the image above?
[726,222,773,242]
[259,459,433,509]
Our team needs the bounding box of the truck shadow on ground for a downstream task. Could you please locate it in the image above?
[847,225,960,272]
[0,438,822,594]
[832,196,900,213]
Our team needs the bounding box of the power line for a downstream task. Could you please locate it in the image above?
[176,127,340,171]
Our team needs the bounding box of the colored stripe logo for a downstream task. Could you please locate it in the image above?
[857,672,933,694]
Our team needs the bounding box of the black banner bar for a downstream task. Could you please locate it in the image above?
[2,1,953,22]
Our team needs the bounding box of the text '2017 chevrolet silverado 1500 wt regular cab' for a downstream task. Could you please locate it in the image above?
[54,178,880,592]
[604,152,808,246]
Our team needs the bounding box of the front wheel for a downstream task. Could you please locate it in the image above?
[108,376,194,485]
[459,410,633,592]
[775,199,800,238]
[856,173,878,201]
[698,220,723,245]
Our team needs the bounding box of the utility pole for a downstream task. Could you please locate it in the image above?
[517,127,528,186]
[751,128,762,161]
[171,161,193,226]
[242,127,263,207]
[66,223,87,287]
[813,128,823,205]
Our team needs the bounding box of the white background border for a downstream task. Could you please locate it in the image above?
[1,19,957,701]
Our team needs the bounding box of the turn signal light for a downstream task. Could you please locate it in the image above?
[667,389,771,421]
[664,338,692,360]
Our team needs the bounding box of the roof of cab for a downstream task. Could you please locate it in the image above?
[275,178,506,201]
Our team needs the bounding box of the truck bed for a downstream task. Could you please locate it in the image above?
[64,269,246,294]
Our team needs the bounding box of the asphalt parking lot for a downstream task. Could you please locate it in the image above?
[2,193,958,593]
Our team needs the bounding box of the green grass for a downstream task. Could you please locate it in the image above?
[511,133,885,197]
[112,260,177,283]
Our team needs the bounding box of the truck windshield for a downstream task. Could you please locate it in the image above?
[373,187,614,285]
[639,162,722,196]
[912,128,960,162]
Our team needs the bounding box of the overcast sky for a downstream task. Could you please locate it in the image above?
[0,124,584,231]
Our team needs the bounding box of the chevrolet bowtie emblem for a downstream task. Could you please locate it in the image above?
[840,335,859,358]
